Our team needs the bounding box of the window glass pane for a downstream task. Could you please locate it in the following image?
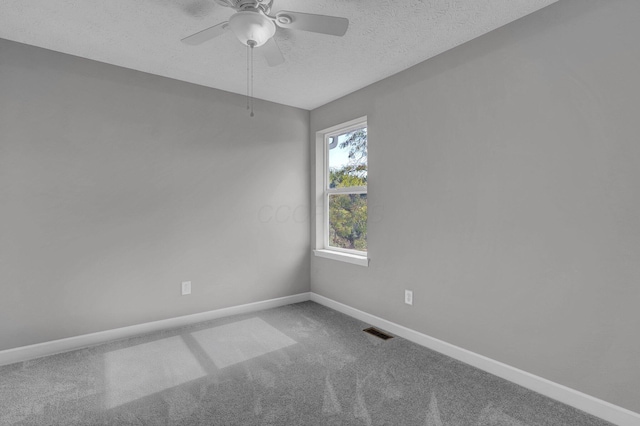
[328,127,367,189]
[329,193,367,252]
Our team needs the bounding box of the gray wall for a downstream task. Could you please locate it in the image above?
[0,39,310,351]
[310,0,640,413]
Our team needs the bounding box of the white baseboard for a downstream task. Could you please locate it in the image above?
[0,292,311,367]
[310,292,640,426]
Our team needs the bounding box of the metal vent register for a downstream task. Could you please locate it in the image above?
[363,327,394,340]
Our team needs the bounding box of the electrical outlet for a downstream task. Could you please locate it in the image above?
[181,281,191,296]
[405,290,413,305]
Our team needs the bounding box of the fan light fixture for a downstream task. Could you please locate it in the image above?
[228,11,276,47]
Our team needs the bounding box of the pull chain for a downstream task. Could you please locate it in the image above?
[246,43,250,111]
[250,42,255,117]
[246,40,256,117]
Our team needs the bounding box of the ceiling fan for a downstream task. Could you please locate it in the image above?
[182,0,349,67]
[181,0,349,116]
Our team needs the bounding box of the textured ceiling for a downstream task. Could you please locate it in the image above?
[0,0,557,110]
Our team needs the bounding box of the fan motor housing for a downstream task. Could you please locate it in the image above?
[232,0,273,14]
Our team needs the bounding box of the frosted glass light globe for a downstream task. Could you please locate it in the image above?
[229,11,276,47]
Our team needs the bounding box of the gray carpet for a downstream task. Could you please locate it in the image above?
[0,301,612,425]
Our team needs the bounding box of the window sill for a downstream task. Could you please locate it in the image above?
[313,249,369,267]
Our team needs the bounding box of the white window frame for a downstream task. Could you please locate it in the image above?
[313,117,369,267]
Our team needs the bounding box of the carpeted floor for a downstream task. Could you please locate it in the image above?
[0,301,612,425]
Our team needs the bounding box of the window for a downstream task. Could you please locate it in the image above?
[314,117,368,266]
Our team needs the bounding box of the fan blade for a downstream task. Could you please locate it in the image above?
[274,11,348,36]
[181,21,229,45]
[261,38,284,67]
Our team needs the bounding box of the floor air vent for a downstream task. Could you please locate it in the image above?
[363,327,394,340]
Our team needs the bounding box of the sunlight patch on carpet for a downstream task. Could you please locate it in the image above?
[189,317,297,369]
[104,336,207,409]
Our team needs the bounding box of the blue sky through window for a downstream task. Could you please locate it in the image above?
[329,132,358,170]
